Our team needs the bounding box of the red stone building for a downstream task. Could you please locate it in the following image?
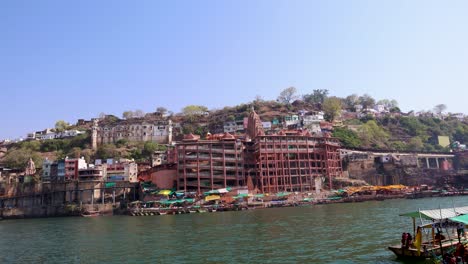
[173,109,343,194]
[176,133,245,193]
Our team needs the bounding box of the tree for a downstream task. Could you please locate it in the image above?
[359,94,376,109]
[134,109,145,118]
[343,94,359,111]
[407,137,424,151]
[182,105,209,122]
[156,107,168,115]
[95,144,119,160]
[277,87,298,105]
[3,148,43,170]
[55,120,69,132]
[122,111,134,119]
[303,89,329,106]
[332,127,361,148]
[434,104,447,116]
[322,96,342,122]
[358,120,390,148]
[377,99,399,110]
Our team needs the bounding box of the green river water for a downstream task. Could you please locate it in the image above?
[1,196,468,264]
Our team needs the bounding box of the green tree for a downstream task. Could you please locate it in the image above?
[359,94,376,109]
[406,137,424,151]
[303,89,329,106]
[332,127,361,148]
[322,96,342,122]
[122,111,134,119]
[433,104,447,116]
[343,94,359,111]
[3,148,43,170]
[95,144,119,160]
[55,120,69,132]
[156,107,168,116]
[358,120,390,148]
[277,87,298,105]
[182,105,209,121]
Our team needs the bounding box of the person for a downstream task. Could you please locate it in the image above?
[402,233,408,248]
[406,233,413,248]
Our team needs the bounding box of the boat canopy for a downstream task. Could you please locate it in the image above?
[448,214,468,225]
[400,206,468,220]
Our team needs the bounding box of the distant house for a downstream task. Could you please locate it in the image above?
[354,105,363,113]
[284,114,300,126]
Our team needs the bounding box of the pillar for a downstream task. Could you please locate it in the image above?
[314,177,322,195]
[435,158,440,169]
[426,158,430,169]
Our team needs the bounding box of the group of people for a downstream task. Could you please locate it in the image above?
[401,232,413,249]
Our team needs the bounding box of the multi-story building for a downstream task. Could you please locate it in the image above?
[65,157,88,180]
[94,119,173,146]
[176,133,245,193]
[175,109,343,194]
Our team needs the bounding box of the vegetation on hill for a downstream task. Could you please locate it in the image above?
[1,87,467,170]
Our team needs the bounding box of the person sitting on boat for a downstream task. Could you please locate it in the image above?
[406,233,413,248]
[455,243,465,259]
[401,232,408,248]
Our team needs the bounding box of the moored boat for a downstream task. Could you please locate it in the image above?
[388,206,468,260]
[81,210,100,217]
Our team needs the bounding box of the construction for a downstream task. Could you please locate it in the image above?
[176,109,343,194]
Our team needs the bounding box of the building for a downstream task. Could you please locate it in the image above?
[95,159,139,182]
[94,119,173,146]
[246,110,342,193]
[65,157,88,180]
[176,133,245,193]
[174,109,343,194]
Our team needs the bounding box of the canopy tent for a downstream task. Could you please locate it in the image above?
[205,195,221,201]
[449,214,468,225]
[204,187,232,196]
[254,194,265,198]
[233,193,249,199]
[400,206,468,220]
[276,192,291,197]
[158,190,174,196]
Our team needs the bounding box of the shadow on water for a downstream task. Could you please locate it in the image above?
[1,196,466,263]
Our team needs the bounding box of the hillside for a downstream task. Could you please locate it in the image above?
[1,90,467,171]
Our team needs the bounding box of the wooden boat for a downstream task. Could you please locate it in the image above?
[81,210,100,217]
[388,206,468,260]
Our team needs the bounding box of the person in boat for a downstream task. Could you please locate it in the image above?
[401,232,408,248]
[406,233,413,248]
[455,243,465,259]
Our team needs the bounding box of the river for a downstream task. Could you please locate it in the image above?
[1,196,467,263]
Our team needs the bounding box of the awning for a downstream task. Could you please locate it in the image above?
[205,195,221,201]
[449,215,468,225]
[400,206,468,220]
[158,190,173,196]
[276,192,291,197]
[254,194,265,198]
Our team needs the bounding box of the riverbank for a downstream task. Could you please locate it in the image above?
[3,189,468,220]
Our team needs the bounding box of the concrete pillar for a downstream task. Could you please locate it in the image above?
[91,190,94,207]
[435,158,440,169]
[416,158,420,168]
[102,189,105,205]
[314,177,322,195]
[426,158,430,169]
[112,189,115,205]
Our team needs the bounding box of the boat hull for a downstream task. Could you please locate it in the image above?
[388,243,457,260]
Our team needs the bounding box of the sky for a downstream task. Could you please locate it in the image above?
[1,0,468,139]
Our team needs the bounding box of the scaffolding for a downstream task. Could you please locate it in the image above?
[176,139,244,193]
[254,135,342,193]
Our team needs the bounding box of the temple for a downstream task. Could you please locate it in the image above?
[176,109,342,193]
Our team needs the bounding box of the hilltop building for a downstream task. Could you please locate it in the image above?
[92,118,174,146]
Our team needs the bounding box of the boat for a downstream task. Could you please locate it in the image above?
[81,210,100,217]
[388,206,468,260]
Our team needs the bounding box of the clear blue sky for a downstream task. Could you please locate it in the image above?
[1,0,467,139]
